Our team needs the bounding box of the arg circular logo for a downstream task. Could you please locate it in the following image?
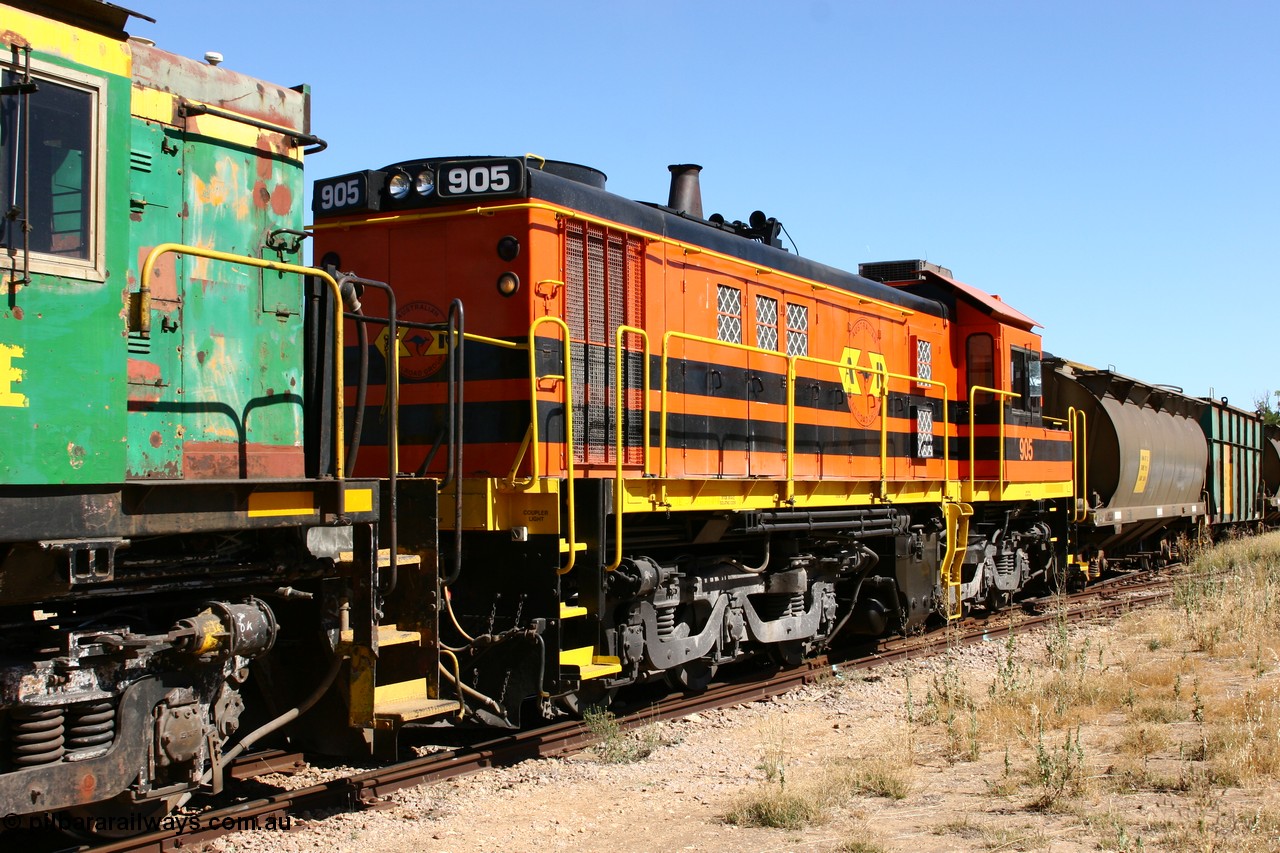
[375,300,448,381]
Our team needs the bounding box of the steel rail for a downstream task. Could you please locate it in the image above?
[79,572,1175,853]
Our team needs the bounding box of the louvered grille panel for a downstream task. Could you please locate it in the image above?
[565,222,588,463]
[560,222,645,466]
[623,237,645,463]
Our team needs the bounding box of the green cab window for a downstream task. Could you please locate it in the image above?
[1,70,96,266]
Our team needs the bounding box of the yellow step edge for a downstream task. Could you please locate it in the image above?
[559,645,594,668]
[338,625,422,647]
[559,603,588,619]
[558,540,588,554]
[559,647,623,680]
[338,549,423,568]
[373,676,428,706]
[579,657,622,680]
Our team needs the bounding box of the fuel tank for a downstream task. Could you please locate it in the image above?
[1044,360,1207,528]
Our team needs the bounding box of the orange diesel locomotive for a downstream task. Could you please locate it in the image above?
[311,158,1078,723]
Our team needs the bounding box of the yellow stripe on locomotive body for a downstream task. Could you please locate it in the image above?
[312,159,1075,517]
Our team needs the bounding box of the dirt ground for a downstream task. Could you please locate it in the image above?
[203,562,1280,853]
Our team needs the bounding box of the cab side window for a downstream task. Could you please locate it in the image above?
[966,333,994,404]
[1,65,100,276]
[1010,347,1043,412]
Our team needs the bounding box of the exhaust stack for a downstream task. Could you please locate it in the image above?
[667,164,704,219]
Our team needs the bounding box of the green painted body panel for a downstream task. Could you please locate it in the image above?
[122,41,311,480]
[0,26,311,485]
[0,54,131,485]
[1199,401,1262,525]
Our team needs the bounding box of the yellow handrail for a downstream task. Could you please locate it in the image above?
[1068,406,1088,522]
[658,330,790,478]
[139,243,351,479]
[527,317,578,574]
[312,201,917,319]
[607,325,651,572]
[787,355,951,503]
[967,385,1019,499]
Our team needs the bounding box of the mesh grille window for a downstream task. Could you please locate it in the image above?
[785,303,808,356]
[756,295,778,351]
[717,285,742,344]
[915,406,935,459]
[563,221,646,464]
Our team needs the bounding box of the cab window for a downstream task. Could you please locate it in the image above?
[0,64,102,278]
[1010,347,1043,412]
[966,333,994,404]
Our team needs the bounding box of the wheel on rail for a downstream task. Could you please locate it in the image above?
[554,683,617,717]
[665,659,717,693]
[58,791,189,838]
[766,640,805,669]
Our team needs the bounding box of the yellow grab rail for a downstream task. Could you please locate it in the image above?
[967,385,1019,499]
[138,243,352,479]
[607,326,651,572]
[788,355,951,503]
[1068,406,1088,522]
[659,330,790,478]
[527,317,578,574]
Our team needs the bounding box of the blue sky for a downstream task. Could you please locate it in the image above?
[141,1,1278,409]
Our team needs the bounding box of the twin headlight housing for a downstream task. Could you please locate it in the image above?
[388,168,436,200]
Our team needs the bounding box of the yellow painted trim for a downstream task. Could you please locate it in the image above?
[247,491,318,518]
[131,85,175,123]
[344,487,374,513]
[560,604,588,619]
[2,7,130,77]
[579,658,623,679]
[559,646,594,668]
[374,677,428,706]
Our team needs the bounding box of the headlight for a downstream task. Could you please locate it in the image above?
[388,171,411,199]
[415,169,436,196]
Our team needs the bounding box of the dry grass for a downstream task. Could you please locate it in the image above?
[721,533,1280,847]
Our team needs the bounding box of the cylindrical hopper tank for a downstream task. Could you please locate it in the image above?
[1044,359,1207,553]
[1264,425,1280,522]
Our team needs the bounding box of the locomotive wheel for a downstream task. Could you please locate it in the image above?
[555,683,617,717]
[766,640,805,668]
[665,659,716,693]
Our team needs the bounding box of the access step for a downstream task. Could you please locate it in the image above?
[337,624,423,649]
[338,549,423,568]
[559,539,587,554]
[559,603,588,619]
[371,677,459,728]
[560,645,622,680]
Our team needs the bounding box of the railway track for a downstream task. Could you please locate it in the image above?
[45,569,1175,853]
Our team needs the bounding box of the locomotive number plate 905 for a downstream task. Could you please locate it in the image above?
[435,158,525,200]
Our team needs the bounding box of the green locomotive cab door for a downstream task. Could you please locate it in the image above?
[125,118,185,479]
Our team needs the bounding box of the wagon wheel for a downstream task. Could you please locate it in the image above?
[555,682,617,717]
[665,659,717,693]
[766,640,805,669]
